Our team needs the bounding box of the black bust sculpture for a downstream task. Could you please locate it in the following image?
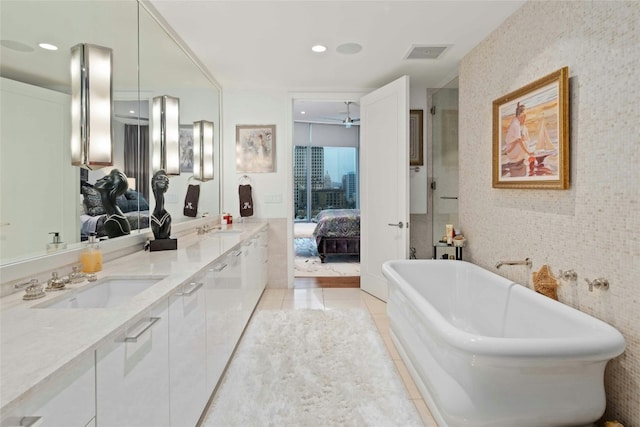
[151,169,172,240]
[94,169,131,239]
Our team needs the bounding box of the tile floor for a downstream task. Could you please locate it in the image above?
[255,287,439,426]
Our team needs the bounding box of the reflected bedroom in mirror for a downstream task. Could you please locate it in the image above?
[0,0,221,266]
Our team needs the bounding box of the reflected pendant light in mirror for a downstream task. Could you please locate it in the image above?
[70,43,114,169]
[193,120,214,181]
[152,95,180,175]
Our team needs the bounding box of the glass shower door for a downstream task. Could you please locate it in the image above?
[431,86,459,247]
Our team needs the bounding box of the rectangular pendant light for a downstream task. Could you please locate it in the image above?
[193,120,214,181]
[152,95,180,175]
[70,43,114,170]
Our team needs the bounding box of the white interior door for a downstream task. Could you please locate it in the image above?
[360,75,410,301]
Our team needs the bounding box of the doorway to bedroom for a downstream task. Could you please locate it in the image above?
[293,100,360,279]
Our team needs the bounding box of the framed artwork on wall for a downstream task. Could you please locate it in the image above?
[492,66,569,189]
[409,109,424,166]
[179,125,194,173]
[236,124,276,173]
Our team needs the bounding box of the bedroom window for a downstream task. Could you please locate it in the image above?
[294,146,358,221]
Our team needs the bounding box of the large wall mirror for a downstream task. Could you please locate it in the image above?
[0,0,221,266]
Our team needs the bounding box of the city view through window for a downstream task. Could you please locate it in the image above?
[294,146,358,221]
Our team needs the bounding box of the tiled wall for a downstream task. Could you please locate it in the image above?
[266,218,289,288]
[459,1,639,425]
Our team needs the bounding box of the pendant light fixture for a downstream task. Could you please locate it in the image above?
[152,95,180,175]
[193,120,214,181]
[70,43,113,169]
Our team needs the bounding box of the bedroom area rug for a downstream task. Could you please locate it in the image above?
[294,238,360,277]
[294,223,360,277]
[202,309,422,426]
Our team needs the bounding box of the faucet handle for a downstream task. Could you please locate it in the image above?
[585,277,610,292]
[46,272,66,291]
[22,279,45,301]
[66,265,86,284]
[558,269,577,281]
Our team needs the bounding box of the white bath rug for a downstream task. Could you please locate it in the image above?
[203,309,422,427]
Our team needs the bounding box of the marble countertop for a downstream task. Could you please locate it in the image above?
[0,221,267,415]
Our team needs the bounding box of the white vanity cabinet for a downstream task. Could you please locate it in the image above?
[1,224,270,427]
[0,353,95,427]
[95,299,170,427]
[257,230,269,289]
[241,234,264,316]
[204,247,243,391]
[168,277,208,427]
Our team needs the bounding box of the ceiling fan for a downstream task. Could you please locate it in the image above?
[341,101,360,128]
[318,101,360,127]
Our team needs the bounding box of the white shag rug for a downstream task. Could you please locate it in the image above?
[203,309,422,427]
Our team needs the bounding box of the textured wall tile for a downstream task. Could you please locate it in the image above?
[460,1,639,424]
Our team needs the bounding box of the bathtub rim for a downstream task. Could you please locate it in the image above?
[383,259,626,361]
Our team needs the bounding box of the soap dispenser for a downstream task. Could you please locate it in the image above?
[46,232,67,253]
[80,233,102,273]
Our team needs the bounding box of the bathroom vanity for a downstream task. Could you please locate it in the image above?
[0,222,268,426]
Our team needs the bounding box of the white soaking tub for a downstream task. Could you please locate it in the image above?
[382,259,625,427]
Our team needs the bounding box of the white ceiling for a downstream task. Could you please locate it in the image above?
[1,1,526,125]
[148,0,525,92]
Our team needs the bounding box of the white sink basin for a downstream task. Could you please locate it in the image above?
[35,276,165,309]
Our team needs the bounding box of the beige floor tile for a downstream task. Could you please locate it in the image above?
[362,293,387,314]
[323,298,367,310]
[281,298,325,310]
[393,359,422,400]
[322,288,364,300]
[412,399,439,426]
[284,288,323,301]
[371,313,391,337]
[259,288,285,303]
[381,334,401,360]
[256,298,282,310]
[261,288,286,299]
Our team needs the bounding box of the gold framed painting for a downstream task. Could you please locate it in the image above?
[409,109,424,166]
[492,67,569,189]
[236,124,276,173]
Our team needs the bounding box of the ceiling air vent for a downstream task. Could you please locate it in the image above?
[404,45,449,60]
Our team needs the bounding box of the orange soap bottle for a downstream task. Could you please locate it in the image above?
[80,233,102,273]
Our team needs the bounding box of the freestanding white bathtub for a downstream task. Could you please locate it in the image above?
[382,260,625,427]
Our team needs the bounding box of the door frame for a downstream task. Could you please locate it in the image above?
[287,91,367,287]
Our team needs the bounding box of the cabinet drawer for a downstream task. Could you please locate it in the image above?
[96,299,170,427]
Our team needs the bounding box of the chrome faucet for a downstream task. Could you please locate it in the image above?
[495,258,532,269]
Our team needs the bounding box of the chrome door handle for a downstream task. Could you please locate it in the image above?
[387,221,404,229]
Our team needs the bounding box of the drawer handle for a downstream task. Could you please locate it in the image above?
[124,317,160,343]
[210,263,228,272]
[12,416,42,427]
[232,250,242,257]
[176,281,203,297]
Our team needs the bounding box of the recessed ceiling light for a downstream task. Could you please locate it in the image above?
[129,110,135,114]
[38,42,58,51]
[300,111,306,115]
[311,44,327,53]
[336,43,362,55]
